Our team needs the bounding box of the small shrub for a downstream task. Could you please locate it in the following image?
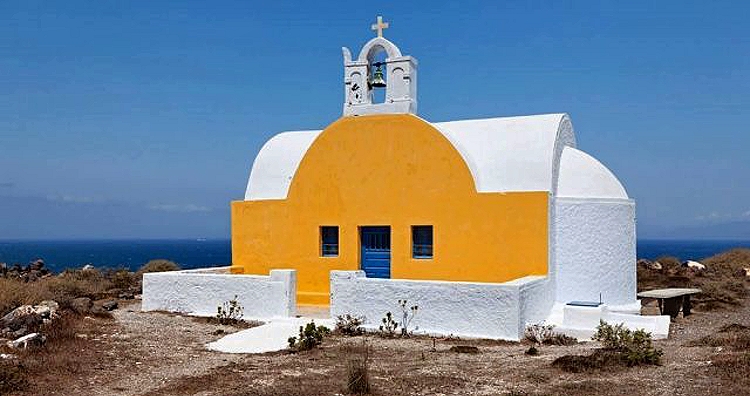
[288,320,330,351]
[398,299,418,336]
[525,346,539,356]
[343,341,371,395]
[335,314,365,336]
[525,323,577,346]
[593,320,663,366]
[216,295,244,325]
[525,323,555,345]
[378,311,399,337]
[108,269,137,290]
[137,259,180,275]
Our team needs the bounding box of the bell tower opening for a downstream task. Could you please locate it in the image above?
[342,16,418,116]
[370,53,388,104]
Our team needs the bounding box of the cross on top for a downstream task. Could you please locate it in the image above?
[371,16,389,38]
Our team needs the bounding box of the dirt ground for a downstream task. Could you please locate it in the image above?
[6,298,750,396]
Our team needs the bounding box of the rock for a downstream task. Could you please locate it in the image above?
[637,259,662,270]
[741,268,750,278]
[11,327,28,338]
[118,291,135,300]
[37,300,59,316]
[0,305,43,331]
[70,297,93,314]
[101,300,118,311]
[449,345,479,353]
[82,264,95,271]
[0,353,17,360]
[29,259,45,271]
[683,260,706,271]
[8,332,46,349]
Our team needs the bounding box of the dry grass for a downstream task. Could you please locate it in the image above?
[343,341,371,395]
[712,352,750,384]
[0,311,110,394]
[638,249,750,311]
[136,259,180,276]
[687,322,750,350]
[0,270,120,316]
[552,349,626,373]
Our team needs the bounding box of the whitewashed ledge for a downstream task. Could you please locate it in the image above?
[330,270,553,341]
[142,267,297,319]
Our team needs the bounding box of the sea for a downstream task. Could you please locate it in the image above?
[0,239,749,274]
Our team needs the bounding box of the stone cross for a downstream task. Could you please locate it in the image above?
[371,16,389,38]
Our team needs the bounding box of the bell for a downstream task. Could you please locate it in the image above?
[370,64,387,88]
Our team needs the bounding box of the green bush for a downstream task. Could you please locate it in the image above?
[288,320,330,351]
[378,311,399,337]
[593,320,663,366]
[216,295,244,325]
[335,314,365,336]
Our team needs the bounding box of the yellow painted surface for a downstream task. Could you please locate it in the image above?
[231,114,549,305]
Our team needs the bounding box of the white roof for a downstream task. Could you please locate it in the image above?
[243,113,625,201]
[556,146,628,199]
[244,130,322,200]
[431,113,575,193]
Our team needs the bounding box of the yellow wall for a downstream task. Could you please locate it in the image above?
[231,114,549,305]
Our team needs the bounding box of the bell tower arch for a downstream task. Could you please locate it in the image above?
[342,16,418,116]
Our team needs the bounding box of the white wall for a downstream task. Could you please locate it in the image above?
[330,271,551,340]
[554,198,637,307]
[142,268,297,319]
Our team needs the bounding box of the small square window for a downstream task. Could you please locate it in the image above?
[412,225,433,259]
[321,226,339,257]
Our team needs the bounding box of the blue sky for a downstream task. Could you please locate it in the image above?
[1,1,748,239]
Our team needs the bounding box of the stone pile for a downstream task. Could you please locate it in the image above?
[0,259,52,282]
[0,300,59,349]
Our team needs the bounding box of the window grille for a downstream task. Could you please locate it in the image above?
[321,226,339,257]
[412,225,433,259]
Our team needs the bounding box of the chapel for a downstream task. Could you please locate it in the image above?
[230,17,638,314]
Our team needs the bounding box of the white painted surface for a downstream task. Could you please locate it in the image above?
[553,304,670,340]
[684,260,706,270]
[330,271,551,340]
[207,317,334,354]
[557,146,628,199]
[244,131,322,200]
[343,36,418,116]
[554,198,637,306]
[243,113,582,201]
[142,268,297,319]
[432,113,576,193]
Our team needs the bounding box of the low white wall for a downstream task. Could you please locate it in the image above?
[330,271,551,340]
[142,267,296,319]
[554,198,637,306]
[557,304,670,340]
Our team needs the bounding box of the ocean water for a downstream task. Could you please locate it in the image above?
[0,239,749,274]
[636,239,750,261]
[0,239,232,273]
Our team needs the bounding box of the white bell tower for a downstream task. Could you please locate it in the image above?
[342,16,418,116]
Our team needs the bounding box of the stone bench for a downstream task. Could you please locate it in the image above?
[637,288,701,319]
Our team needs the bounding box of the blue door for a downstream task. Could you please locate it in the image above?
[360,226,391,278]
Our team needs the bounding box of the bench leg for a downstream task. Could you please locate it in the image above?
[663,297,682,319]
[683,295,692,316]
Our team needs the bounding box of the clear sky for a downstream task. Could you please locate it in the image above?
[1,1,748,240]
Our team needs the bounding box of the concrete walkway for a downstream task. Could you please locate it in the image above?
[206,317,334,354]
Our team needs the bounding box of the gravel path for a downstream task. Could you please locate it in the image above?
[85,301,246,396]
